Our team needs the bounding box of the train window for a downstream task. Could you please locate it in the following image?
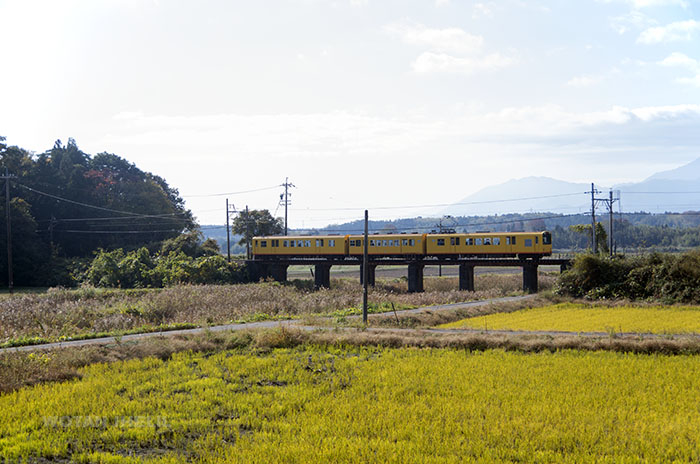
[506,237,510,245]
[284,240,289,247]
[535,236,539,244]
[394,240,399,246]
[484,238,491,246]
[437,239,445,246]
[512,236,516,245]
[305,240,311,247]
[329,239,336,247]
[466,238,474,246]
[297,240,304,247]
[494,238,500,245]
[316,239,324,247]
[383,240,388,246]
[402,239,408,246]
[290,240,295,247]
[450,237,460,246]
[543,233,552,245]
[370,240,375,246]
[525,239,533,247]
[410,239,415,246]
[475,238,482,246]
[261,241,267,248]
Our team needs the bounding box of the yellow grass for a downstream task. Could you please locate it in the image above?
[2,347,700,462]
[439,303,700,334]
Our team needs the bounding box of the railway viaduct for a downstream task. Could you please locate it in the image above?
[248,257,572,294]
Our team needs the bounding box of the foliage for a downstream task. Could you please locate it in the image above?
[556,250,700,303]
[3,347,700,462]
[231,209,283,249]
[86,247,247,289]
[441,302,700,334]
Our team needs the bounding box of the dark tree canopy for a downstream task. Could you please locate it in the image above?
[0,137,196,285]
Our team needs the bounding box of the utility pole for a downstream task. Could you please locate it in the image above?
[225,199,236,263]
[245,205,251,260]
[1,169,15,293]
[609,190,614,257]
[279,178,295,236]
[362,209,368,324]
[587,183,600,253]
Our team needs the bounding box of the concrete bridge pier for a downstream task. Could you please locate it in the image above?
[314,264,332,289]
[522,262,539,294]
[360,264,376,287]
[459,264,475,291]
[270,264,288,283]
[408,263,425,293]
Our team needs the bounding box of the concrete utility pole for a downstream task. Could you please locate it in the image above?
[245,205,251,260]
[1,169,15,293]
[362,210,369,324]
[225,199,236,263]
[279,178,295,236]
[587,183,600,253]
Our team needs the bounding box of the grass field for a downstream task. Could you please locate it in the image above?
[439,302,700,334]
[2,346,700,463]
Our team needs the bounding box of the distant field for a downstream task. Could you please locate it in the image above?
[2,347,700,463]
[439,303,700,334]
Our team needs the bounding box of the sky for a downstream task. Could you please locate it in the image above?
[1,0,700,228]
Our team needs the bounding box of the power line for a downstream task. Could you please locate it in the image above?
[17,183,189,219]
[289,192,587,212]
[182,185,282,198]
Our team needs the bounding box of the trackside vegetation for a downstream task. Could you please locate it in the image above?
[2,346,700,463]
[556,250,700,302]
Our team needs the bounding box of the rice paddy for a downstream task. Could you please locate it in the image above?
[2,346,700,463]
[439,303,700,334]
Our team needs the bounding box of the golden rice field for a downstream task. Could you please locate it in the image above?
[439,303,700,334]
[3,347,700,463]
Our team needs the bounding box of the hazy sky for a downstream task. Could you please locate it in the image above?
[2,0,699,227]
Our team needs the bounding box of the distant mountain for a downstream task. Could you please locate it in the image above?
[443,158,700,216]
[442,177,594,217]
[613,158,700,213]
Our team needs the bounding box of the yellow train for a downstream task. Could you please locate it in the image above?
[252,231,552,259]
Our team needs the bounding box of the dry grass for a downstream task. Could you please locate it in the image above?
[0,273,543,345]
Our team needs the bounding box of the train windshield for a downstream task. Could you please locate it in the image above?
[542,232,552,245]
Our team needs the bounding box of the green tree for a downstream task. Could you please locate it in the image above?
[569,223,609,254]
[231,209,283,253]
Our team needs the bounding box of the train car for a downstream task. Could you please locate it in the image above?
[252,235,347,258]
[347,233,425,257]
[425,231,552,258]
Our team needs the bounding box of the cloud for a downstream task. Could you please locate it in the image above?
[658,52,700,86]
[472,2,494,18]
[637,19,700,43]
[610,11,655,35]
[412,51,514,74]
[600,0,689,8]
[108,104,700,159]
[566,75,605,87]
[384,20,483,54]
[384,20,515,75]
